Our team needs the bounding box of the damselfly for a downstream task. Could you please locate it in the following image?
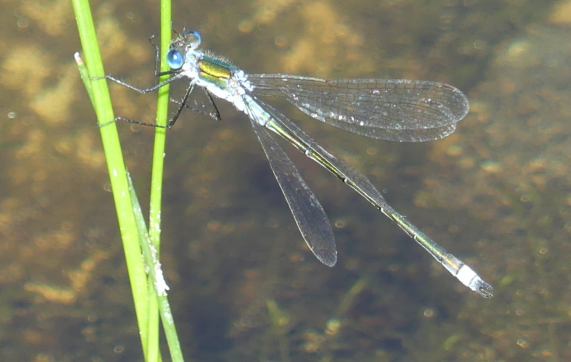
[104,30,493,298]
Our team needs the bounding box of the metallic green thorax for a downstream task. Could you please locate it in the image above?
[198,55,233,88]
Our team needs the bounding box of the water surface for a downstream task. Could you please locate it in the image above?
[1,0,569,360]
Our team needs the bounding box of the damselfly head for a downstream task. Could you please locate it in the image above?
[173,29,202,51]
[167,30,202,70]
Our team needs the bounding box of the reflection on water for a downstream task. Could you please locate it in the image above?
[1,0,569,360]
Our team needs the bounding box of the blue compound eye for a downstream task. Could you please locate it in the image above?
[167,49,184,70]
[180,30,202,49]
[188,31,202,49]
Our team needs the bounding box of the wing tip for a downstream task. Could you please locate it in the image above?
[446,83,471,122]
[316,249,338,267]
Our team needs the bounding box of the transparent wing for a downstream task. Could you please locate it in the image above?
[246,96,493,297]
[247,108,337,267]
[248,74,469,142]
[248,95,392,211]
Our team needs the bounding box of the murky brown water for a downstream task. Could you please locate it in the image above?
[1,0,570,360]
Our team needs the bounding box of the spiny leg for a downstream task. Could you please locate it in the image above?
[99,33,184,94]
[97,73,184,128]
[167,81,195,128]
[97,32,188,128]
[105,71,184,94]
[147,34,162,77]
[103,81,196,129]
[169,88,221,122]
[148,34,182,78]
[204,88,221,121]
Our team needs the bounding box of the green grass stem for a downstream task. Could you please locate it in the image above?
[146,0,173,358]
[127,174,184,361]
[72,0,184,360]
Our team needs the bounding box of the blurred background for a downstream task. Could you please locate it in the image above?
[0,0,570,360]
